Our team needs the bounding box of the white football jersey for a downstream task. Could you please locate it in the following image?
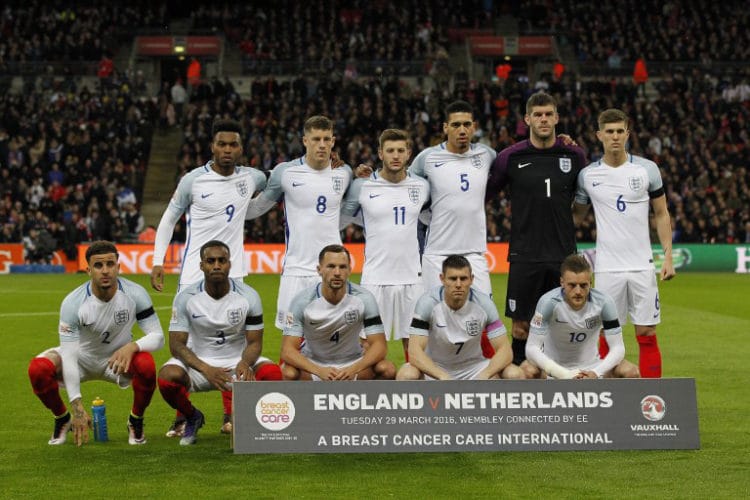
[283,282,382,364]
[264,157,352,276]
[409,142,496,255]
[576,155,664,271]
[158,162,267,284]
[169,278,264,363]
[59,278,161,356]
[529,287,622,370]
[410,286,506,371]
[342,172,430,285]
[58,277,164,399]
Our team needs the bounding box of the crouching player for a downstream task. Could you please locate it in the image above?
[396,255,518,380]
[524,254,640,379]
[280,244,393,381]
[157,240,281,445]
[28,241,164,446]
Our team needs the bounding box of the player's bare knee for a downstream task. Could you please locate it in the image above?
[375,360,396,380]
[396,363,420,381]
[502,364,527,379]
[281,363,300,381]
[158,364,186,383]
[618,362,640,378]
[356,367,376,380]
[511,321,530,340]
[519,360,540,379]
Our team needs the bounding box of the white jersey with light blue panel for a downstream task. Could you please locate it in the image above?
[576,154,664,272]
[153,162,267,285]
[58,277,163,401]
[529,287,622,372]
[283,282,382,364]
[169,278,264,364]
[409,142,496,255]
[261,157,352,276]
[410,286,506,371]
[341,172,430,285]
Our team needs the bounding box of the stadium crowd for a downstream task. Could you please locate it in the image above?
[1,0,749,265]
[0,0,165,70]
[0,74,157,262]
[174,69,750,245]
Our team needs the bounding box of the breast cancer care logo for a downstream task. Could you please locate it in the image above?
[256,392,296,431]
[640,395,666,422]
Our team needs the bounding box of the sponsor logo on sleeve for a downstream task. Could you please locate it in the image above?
[531,312,544,329]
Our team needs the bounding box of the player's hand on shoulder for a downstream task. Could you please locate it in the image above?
[150,265,164,291]
[330,152,345,169]
[354,163,373,178]
[558,134,579,147]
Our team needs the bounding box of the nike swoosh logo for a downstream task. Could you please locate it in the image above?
[83,323,94,327]
[435,323,447,328]
[555,319,568,323]
[191,314,206,319]
[292,182,304,187]
[592,182,603,187]
[309,321,321,325]
[369,193,381,199]
[434,162,446,168]
[518,162,532,168]
[201,193,213,198]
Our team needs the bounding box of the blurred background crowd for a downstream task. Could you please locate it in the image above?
[1,0,748,264]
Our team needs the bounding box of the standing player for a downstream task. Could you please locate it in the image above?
[280,245,391,381]
[525,254,639,379]
[28,241,164,446]
[409,100,495,295]
[574,108,675,378]
[244,116,353,331]
[150,118,268,436]
[409,100,503,361]
[151,118,266,290]
[157,241,280,445]
[488,92,587,372]
[342,129,430,354]
[396,255,515,380]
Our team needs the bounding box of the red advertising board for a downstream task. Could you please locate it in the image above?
[469,36,553,56]
[135,36,222,56]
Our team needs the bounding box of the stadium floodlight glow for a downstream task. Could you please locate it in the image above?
[174,45,186,54]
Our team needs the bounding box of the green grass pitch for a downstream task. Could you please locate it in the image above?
[1,272,748,498]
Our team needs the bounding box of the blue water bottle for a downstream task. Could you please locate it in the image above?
[92,397,109,442]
